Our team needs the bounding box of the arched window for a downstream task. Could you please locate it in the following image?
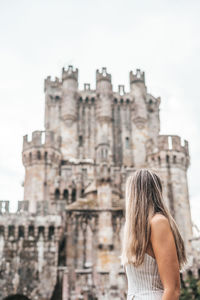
[81,189,84,197]
[166,155,169,163]
[109,244,114,251]
[125,137,130,149]
[38,226,45,237]
[44,151,48,162]
[103,148,108,159]
[98,244,103,250]
[71,188,76,202]
[158,156,161,164]
[79,135,83,147]
[29,152,32,163]
[8,225,15,237]
[0,225,4,236]
[187,270,193,278]
[48,226,54,240]
[28,225,34,237]
[63,189,69,201]
[37,151,41,160]
[18,226,24,238]
[173,155,176,164]
[55,189,60,200]
[100,148,103,159]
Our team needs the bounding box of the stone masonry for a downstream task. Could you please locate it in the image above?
[0,66,199,300]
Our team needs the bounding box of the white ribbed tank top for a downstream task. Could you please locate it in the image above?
[124,253,164,299]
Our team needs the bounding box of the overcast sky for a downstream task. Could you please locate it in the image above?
[0,0,199,228]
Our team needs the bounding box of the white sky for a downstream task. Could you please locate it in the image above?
[0,0,199,228]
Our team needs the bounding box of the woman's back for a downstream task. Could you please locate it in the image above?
[121,169,185,299]
[125,253,164,299]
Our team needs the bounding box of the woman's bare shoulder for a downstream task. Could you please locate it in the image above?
[150,213,171,234]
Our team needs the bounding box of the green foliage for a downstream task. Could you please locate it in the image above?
[180,274,200,300]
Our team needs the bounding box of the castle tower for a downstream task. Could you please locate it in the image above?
[129,69,149,167]
[147,135,193,254]
[22,130,61,213]
[96,67,113,164]
[95,68,115,274]
[44,76,61,132]
[146,94,161,146]
[117,85,133,168]
[61,65,79,159]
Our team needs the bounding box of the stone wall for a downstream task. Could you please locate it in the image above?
[0,203,62,300]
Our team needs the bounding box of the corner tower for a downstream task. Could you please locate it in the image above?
[95,67,113,164]
[147,135,193,254]
[22,130,61,213]
[61,65,79,159]
[129,69,149,167]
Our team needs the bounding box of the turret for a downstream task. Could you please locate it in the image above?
[95,68,113,165]
[60,65,79,159]
[95,68,114,272]
[61,65,78,121]
[130,69,145,85]
[146,94,161,144]
[96,67,112,91]
[22,130,61,213]
[147,135,192,255]
[96,67,113,121]
[129,69,148,167]
[44,76,62,131]
[130,69,147,121]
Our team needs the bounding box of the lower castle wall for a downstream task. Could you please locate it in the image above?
[0,213,62,300]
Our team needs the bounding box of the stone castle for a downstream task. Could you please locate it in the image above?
[0,66,198,300]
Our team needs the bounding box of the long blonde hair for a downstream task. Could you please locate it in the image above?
[120,168,187,270]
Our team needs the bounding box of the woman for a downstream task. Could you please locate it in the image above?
[120,168,187,300]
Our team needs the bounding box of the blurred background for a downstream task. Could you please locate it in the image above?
[0,0,199,227]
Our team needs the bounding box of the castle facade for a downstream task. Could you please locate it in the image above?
[0,66,196,300]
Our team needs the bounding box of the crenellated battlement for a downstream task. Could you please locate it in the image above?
[158,135,189,155]
[130,69,145,84]
[0,212,62,241]
[118,85,125,95]
[84,83,91,91]
[147,135,190,169]
[96,67,112,83]
[23,130,61,150]
[62,65,78,81]
[22,131,61,166]
[44,76,61,92]
[0,200,62,241]
[0,200,9,213]
[0,200,52,215]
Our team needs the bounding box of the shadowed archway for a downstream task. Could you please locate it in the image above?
[3,295,31,300]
